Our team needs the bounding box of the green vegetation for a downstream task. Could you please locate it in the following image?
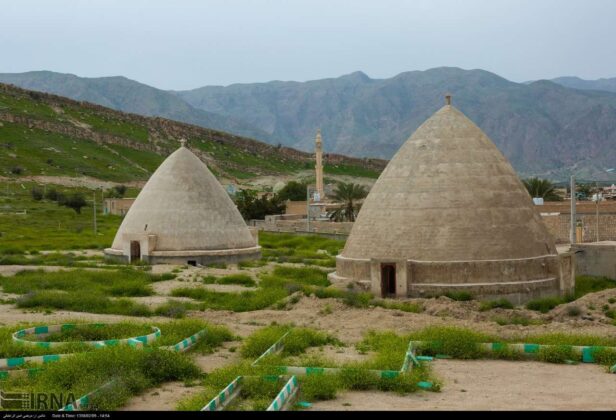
[0,122,150,181]
[0,269,188,317]
[0,182,122,253]
[202,274,256,287]
[239,325,339,359]
[171,287,287,312]
[522,177,563,201]
[234,189,285,221]
[327,182,368,222]
[324,164,380,179]
[177,326,437,411]
[479,298,514,311]
[0,346,198,410]
[276,180,307,201]
[358,326,616,366]
[259,232,343,267]
[0,319,233,410]
[444,291,473,301]
[493,314,544,326]
[526,275,616,313]
[260,266,330,288]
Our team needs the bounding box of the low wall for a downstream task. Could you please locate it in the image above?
[571,242,616,279]
[251,219,353,236]
[253,212,616,245]
[542,213,616,243]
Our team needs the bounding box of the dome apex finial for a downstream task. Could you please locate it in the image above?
[445,94,452,106]
[180,138,188,148]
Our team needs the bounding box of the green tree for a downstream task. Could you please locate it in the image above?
[522,177,562,201]
[106,185,128,198]
[31,187,43,201]
[576,183,594,200]
[64,193,87,214]
[327,182,368,222]
[45,188,59,201]
[234,190,286,220]
[277,181,308,201]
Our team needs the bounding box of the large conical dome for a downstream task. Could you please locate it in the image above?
[105,144,260,264]
[331,101,573,303]
[342,104,556,261]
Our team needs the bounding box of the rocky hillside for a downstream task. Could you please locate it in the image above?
[177,67,616,181]
[0,83,385,183]
[550,76,616,94]
[4,68,616,181]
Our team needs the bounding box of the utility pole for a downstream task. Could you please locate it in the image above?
[306,186,311,233]
[93,191,97,235]
[570,175,576,244]
[595,182,600,243]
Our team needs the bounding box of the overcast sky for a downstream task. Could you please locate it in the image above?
[1,0,615,90]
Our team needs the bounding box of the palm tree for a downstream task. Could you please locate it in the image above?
[328,182,368,222]
[522,177,562,201]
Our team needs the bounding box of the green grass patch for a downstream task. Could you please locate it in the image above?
[0,268,159,297]
[240,325,339,359]
[0,346,200,410]
[202,274,256,287]
[171,287,287,312]
[444,291,473,301]
[479,298,514,311]
[259,266,330,288]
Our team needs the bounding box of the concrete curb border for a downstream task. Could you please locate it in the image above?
[267,376,299,411]
[12,323,161,349]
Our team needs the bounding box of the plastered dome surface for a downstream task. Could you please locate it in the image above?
[104,144,260,264]
[330,102,573,303]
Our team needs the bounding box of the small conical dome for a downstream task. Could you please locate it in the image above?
[109,146,257,254]
[341,104,556,262]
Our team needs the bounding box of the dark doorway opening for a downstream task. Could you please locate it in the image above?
[130,241,141,262]
[187,260,197,267]
[381,263,396,298]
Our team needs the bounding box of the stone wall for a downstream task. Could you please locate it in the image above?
[251,219,353,236]
[571,242,616,279]
[542,213,616,243]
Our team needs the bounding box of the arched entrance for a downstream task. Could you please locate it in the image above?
[130,241,141,262]
[381,263,396,298]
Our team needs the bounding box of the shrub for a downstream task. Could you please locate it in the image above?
[202,274,256,287]
[566,306,582,317]
[479,298,514,311]
[593,348,616,367]
[526,297,564,313]
[31,187,43,201]
[64,193,87,214]
[537,345,578,364]
[300,374,339,401]
[10,166,23,175]
[444,291,473,301]
[44,188,59,201]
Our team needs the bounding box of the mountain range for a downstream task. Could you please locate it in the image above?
[1,68,616,181]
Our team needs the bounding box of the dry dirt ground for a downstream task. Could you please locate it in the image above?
[1,262,616,411]
[310,360,616,411]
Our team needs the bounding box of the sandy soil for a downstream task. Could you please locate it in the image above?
[309,359,616,411]
[0,265,74,276]
[0,303,166,326]
[120,382,204,411]
[121,343,241,411]
[1,260,616,411]
[192,296,616,343]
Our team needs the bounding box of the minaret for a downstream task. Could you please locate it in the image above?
[315,129,324,200]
